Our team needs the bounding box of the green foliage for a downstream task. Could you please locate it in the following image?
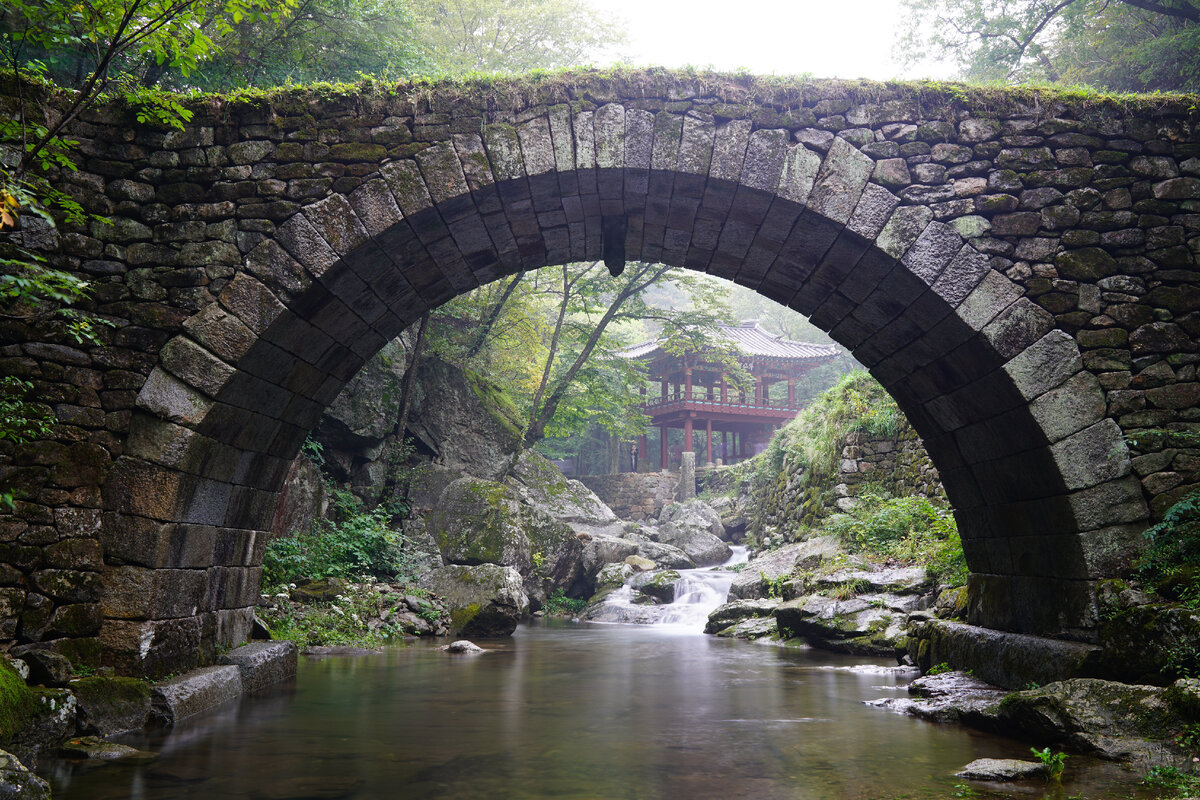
[926,661,953,675]
[1030,746,1067,781]
[1177,722,1200,755]
[543,588,586,615]
[824,492,967,585]
[1141,765,1200,798]
[263,488,417,587]
[896,0,1200,92]
[409,0,625,76]
[1135,488,1200,607]
[265,586,406,648]
[761,571,788,599]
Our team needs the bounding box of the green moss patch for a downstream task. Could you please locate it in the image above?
[0,660,38,745]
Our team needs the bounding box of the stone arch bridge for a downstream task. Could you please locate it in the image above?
[2,71,1198,676]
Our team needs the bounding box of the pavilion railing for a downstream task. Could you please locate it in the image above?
[640,392,806,411]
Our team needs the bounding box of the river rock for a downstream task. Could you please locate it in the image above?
[60,736,157,762]
[630,570,680,603]
[993,678,1191,762]
[867,671,1008,724]
[419,564,528,637]
[625,555,656,572]
[0,749,50,799]
[594,562,635,592]
[633,539,695,570]
[8,689,76,768]
[776,594,907,657]
[659,499,725,538]
[714,616,779,639]
[508,450,618,531]
[653,503,731,567]
[581,534,640,579]
[72,677,152,736]
[728,537,842,600]
[705,598,781,634]
[955,758,1047,781]
[217,642,297,694]
[1098,600,1200,684]
[814,566,931,594]
[442,640,485,653]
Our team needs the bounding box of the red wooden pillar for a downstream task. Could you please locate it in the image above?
[661,378,668,400]
[705,419,713,465]
[659,425,668,469]
[683,417,693,458]
[787,380,795,405]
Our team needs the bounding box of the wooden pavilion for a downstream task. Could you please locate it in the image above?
[623,321,840,469]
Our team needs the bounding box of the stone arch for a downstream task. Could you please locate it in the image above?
[91,98,1148,674]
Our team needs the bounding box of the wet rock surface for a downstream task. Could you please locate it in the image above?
[955,758,1047,781]
[419,564,529,637]
[0,749,50,799]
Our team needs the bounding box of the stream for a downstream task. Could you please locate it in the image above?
[43,559,1154,799]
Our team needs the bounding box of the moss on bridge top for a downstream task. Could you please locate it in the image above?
[7,66,1199,129]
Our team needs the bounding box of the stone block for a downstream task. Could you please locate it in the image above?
[150,665,243,725]
[100,617,203,678]
[710,119,752,184]
[73,677,152,735]
[902,221,964,285]
[134,368,214,427]
[808,137,873,224]
[183,303,257,364]
[1050,419,1131,491]
[216,641,297,693]
[159,336,235,398]
[981,297,1055,360]
[876,205,933,258]
[100,566,207,620]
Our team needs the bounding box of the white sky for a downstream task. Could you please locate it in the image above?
[587,0,956,81]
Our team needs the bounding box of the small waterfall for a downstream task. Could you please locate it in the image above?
[588,546,749,631]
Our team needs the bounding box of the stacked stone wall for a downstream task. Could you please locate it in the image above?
[577,473,677,521]
[835,428,947,510]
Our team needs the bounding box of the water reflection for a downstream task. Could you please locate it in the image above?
[44,624,1146,799]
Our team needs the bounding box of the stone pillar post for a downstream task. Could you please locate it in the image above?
[683,417,693,460]
[678,451,696,501]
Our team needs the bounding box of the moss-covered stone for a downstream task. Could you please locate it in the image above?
[0,662,37,745]
[72,677,151,736]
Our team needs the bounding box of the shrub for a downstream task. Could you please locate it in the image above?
[1136,488,1200,607]
[824,492,967,585]
[263,488,417,588]
[543,589,586,615]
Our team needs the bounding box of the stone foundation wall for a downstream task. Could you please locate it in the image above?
[577,473,678,521]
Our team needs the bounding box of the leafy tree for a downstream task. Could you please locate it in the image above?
[897,0,1200,91]
[409,0,625,75]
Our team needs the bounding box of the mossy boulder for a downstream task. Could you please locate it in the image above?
[289,577,346,603]
[427,477,531,572]
[776,594,908,657]
[419,564,528,637]
[704,598,780,634]
[1098,601,1200,685]
[72,677,151,736]
[630,570,680,603]
[728,537,842,600]
[0,748,50,799]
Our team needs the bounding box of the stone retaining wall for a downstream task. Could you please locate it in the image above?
[577,472,678,521]
[835,428,946,510]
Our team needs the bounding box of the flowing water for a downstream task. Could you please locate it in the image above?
[42,562,1154,799]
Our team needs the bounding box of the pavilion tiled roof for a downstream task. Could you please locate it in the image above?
[621,321,840,362]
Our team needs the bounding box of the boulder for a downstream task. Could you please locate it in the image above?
[522,505,586,610]
[625,555,656,572]
[419,564,529,637]
[713,617,779,640]
[813,566,931,594]
[581,535,640,579]
[994,678,1190,762]
[776,594,907,657]
[728,537,842,600]
[321,338,409,447]
[630,570,681,603]
[955,758,1047,781]
[632,539,695,570]
[72,677,151,736]
[508,451,619,531]
[426,477,531,572]
[8,689,76,768]
[270,452,327,539]
[704,598,780,634]
[594,562,635,592]
[866,671,1008,725]
[1099,600,1200,684]
[0,749,50,799]
[652,522,730,567]
[11,648,73,688]
[396,516,447,575]
[659,500,724,538]
[405,358,523,481]
[442,640,485,654]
